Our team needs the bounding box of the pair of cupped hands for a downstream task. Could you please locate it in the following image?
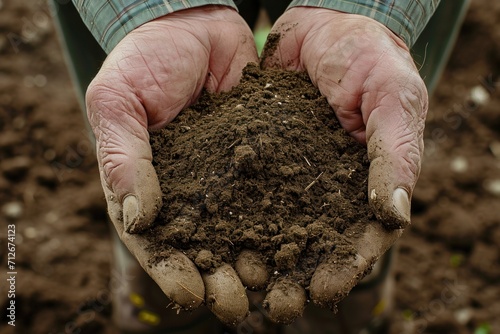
[86,5,428,326]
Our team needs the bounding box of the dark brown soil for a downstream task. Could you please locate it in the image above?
[148,64,371,286]
[1,1,500,333]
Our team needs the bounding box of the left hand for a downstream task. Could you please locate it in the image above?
[85,6,259,326]
[261,7,428,315]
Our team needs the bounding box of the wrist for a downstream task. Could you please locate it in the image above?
[285,7,410,52]
[286,0,438,47]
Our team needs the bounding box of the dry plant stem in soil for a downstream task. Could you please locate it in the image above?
[147,63,386,325]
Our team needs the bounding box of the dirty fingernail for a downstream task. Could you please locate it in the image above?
[123,195,139,233]
[393,188,410,222]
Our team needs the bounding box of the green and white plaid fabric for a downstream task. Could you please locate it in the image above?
[72,0,440,53]
[72,0,237,53]
[288,0,441,47]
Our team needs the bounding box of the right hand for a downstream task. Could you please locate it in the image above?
[85,6,258,326]
[260,7,428,319]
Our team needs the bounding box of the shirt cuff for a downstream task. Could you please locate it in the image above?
[287,0,441,47]
[72,0,237,54]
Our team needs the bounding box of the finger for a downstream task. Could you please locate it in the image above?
[103,183,205,309]
[235,250,269,290]
[309,253,369,309]
[142,252,206,310]
[309,219,403,309]
[365,68,428,229]
[352,222,402,264]
[87,82,162,233]
[263,278,307,324]
[122,160,162,233]
[203,264,249,327]
[309,222,402,310]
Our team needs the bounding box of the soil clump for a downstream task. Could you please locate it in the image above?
[148,64,374,287]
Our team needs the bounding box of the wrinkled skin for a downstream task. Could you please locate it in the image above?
[85,5,428,325]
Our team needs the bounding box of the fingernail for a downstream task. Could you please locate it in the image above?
[123,195,139,233]
[393,188,410,222]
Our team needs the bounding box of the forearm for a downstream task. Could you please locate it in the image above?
[72,0,237,53]
[287,0,441,47]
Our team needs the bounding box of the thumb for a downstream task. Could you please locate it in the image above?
[87,83,161,234]
[366,82,428,229]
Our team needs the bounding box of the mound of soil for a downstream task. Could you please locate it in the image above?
[148,64,373,287]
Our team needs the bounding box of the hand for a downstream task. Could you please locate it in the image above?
[261,7,428,318]
[85,6,259,326]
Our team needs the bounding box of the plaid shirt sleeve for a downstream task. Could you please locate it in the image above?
[72,0,237,54]
[287,0,441,47]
